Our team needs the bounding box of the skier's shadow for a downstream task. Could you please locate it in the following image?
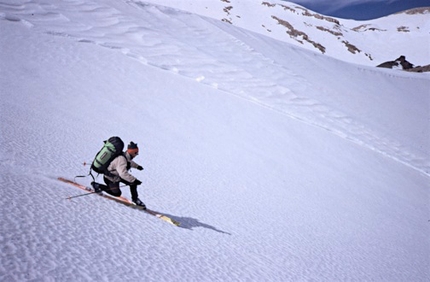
[162,212,232,235]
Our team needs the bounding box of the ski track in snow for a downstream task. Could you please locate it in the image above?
[1,0,428,177]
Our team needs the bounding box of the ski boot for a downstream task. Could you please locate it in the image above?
[132,198,146,210]
[91,182,103,194]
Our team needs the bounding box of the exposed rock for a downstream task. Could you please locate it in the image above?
[400,7,430,15]
[377,56,415,70]
[407,65,430,73]
[271,15,326,54]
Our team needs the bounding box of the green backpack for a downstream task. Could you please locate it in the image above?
[91,136,124,175]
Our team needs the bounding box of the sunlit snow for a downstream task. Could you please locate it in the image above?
[1,0,429,281]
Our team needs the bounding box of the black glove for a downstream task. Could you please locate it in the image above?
[137,166,144,171]
[133,179,142,186]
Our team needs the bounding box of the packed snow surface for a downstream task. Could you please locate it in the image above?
[0,0,429,281]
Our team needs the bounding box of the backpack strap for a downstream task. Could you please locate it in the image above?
[103,153,127,178]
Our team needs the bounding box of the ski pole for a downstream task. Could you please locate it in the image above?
[66,191,97,200]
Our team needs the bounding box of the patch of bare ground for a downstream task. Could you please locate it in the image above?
[223,6,233,15]
[261,2,276,8]
[401,7,430,15]
[407,65,430,73]
[397,26,410,32]
[271,15,325,53]
[352,24,386,32]
[262,24,272,32]
[295,6,340,25]
[342,40,361,54]
[221,2,233,24]
[316,26,343,36]
[262,1,340,25]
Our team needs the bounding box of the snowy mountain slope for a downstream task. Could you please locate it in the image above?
[1,0,428,176]
[143,0,430,66]
[1,0,429,281]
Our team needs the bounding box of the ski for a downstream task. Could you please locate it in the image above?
[58,177,180,226]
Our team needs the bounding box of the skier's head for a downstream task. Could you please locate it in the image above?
[127,142,139,158]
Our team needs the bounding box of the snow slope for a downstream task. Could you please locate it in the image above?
[143,0,430,66]
[1,0,429,281]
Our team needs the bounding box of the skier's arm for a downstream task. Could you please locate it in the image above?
[116,157,136,183]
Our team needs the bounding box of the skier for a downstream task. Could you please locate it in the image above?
[91,141,146,208]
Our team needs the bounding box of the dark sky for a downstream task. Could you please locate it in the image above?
[287,0,430,20]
